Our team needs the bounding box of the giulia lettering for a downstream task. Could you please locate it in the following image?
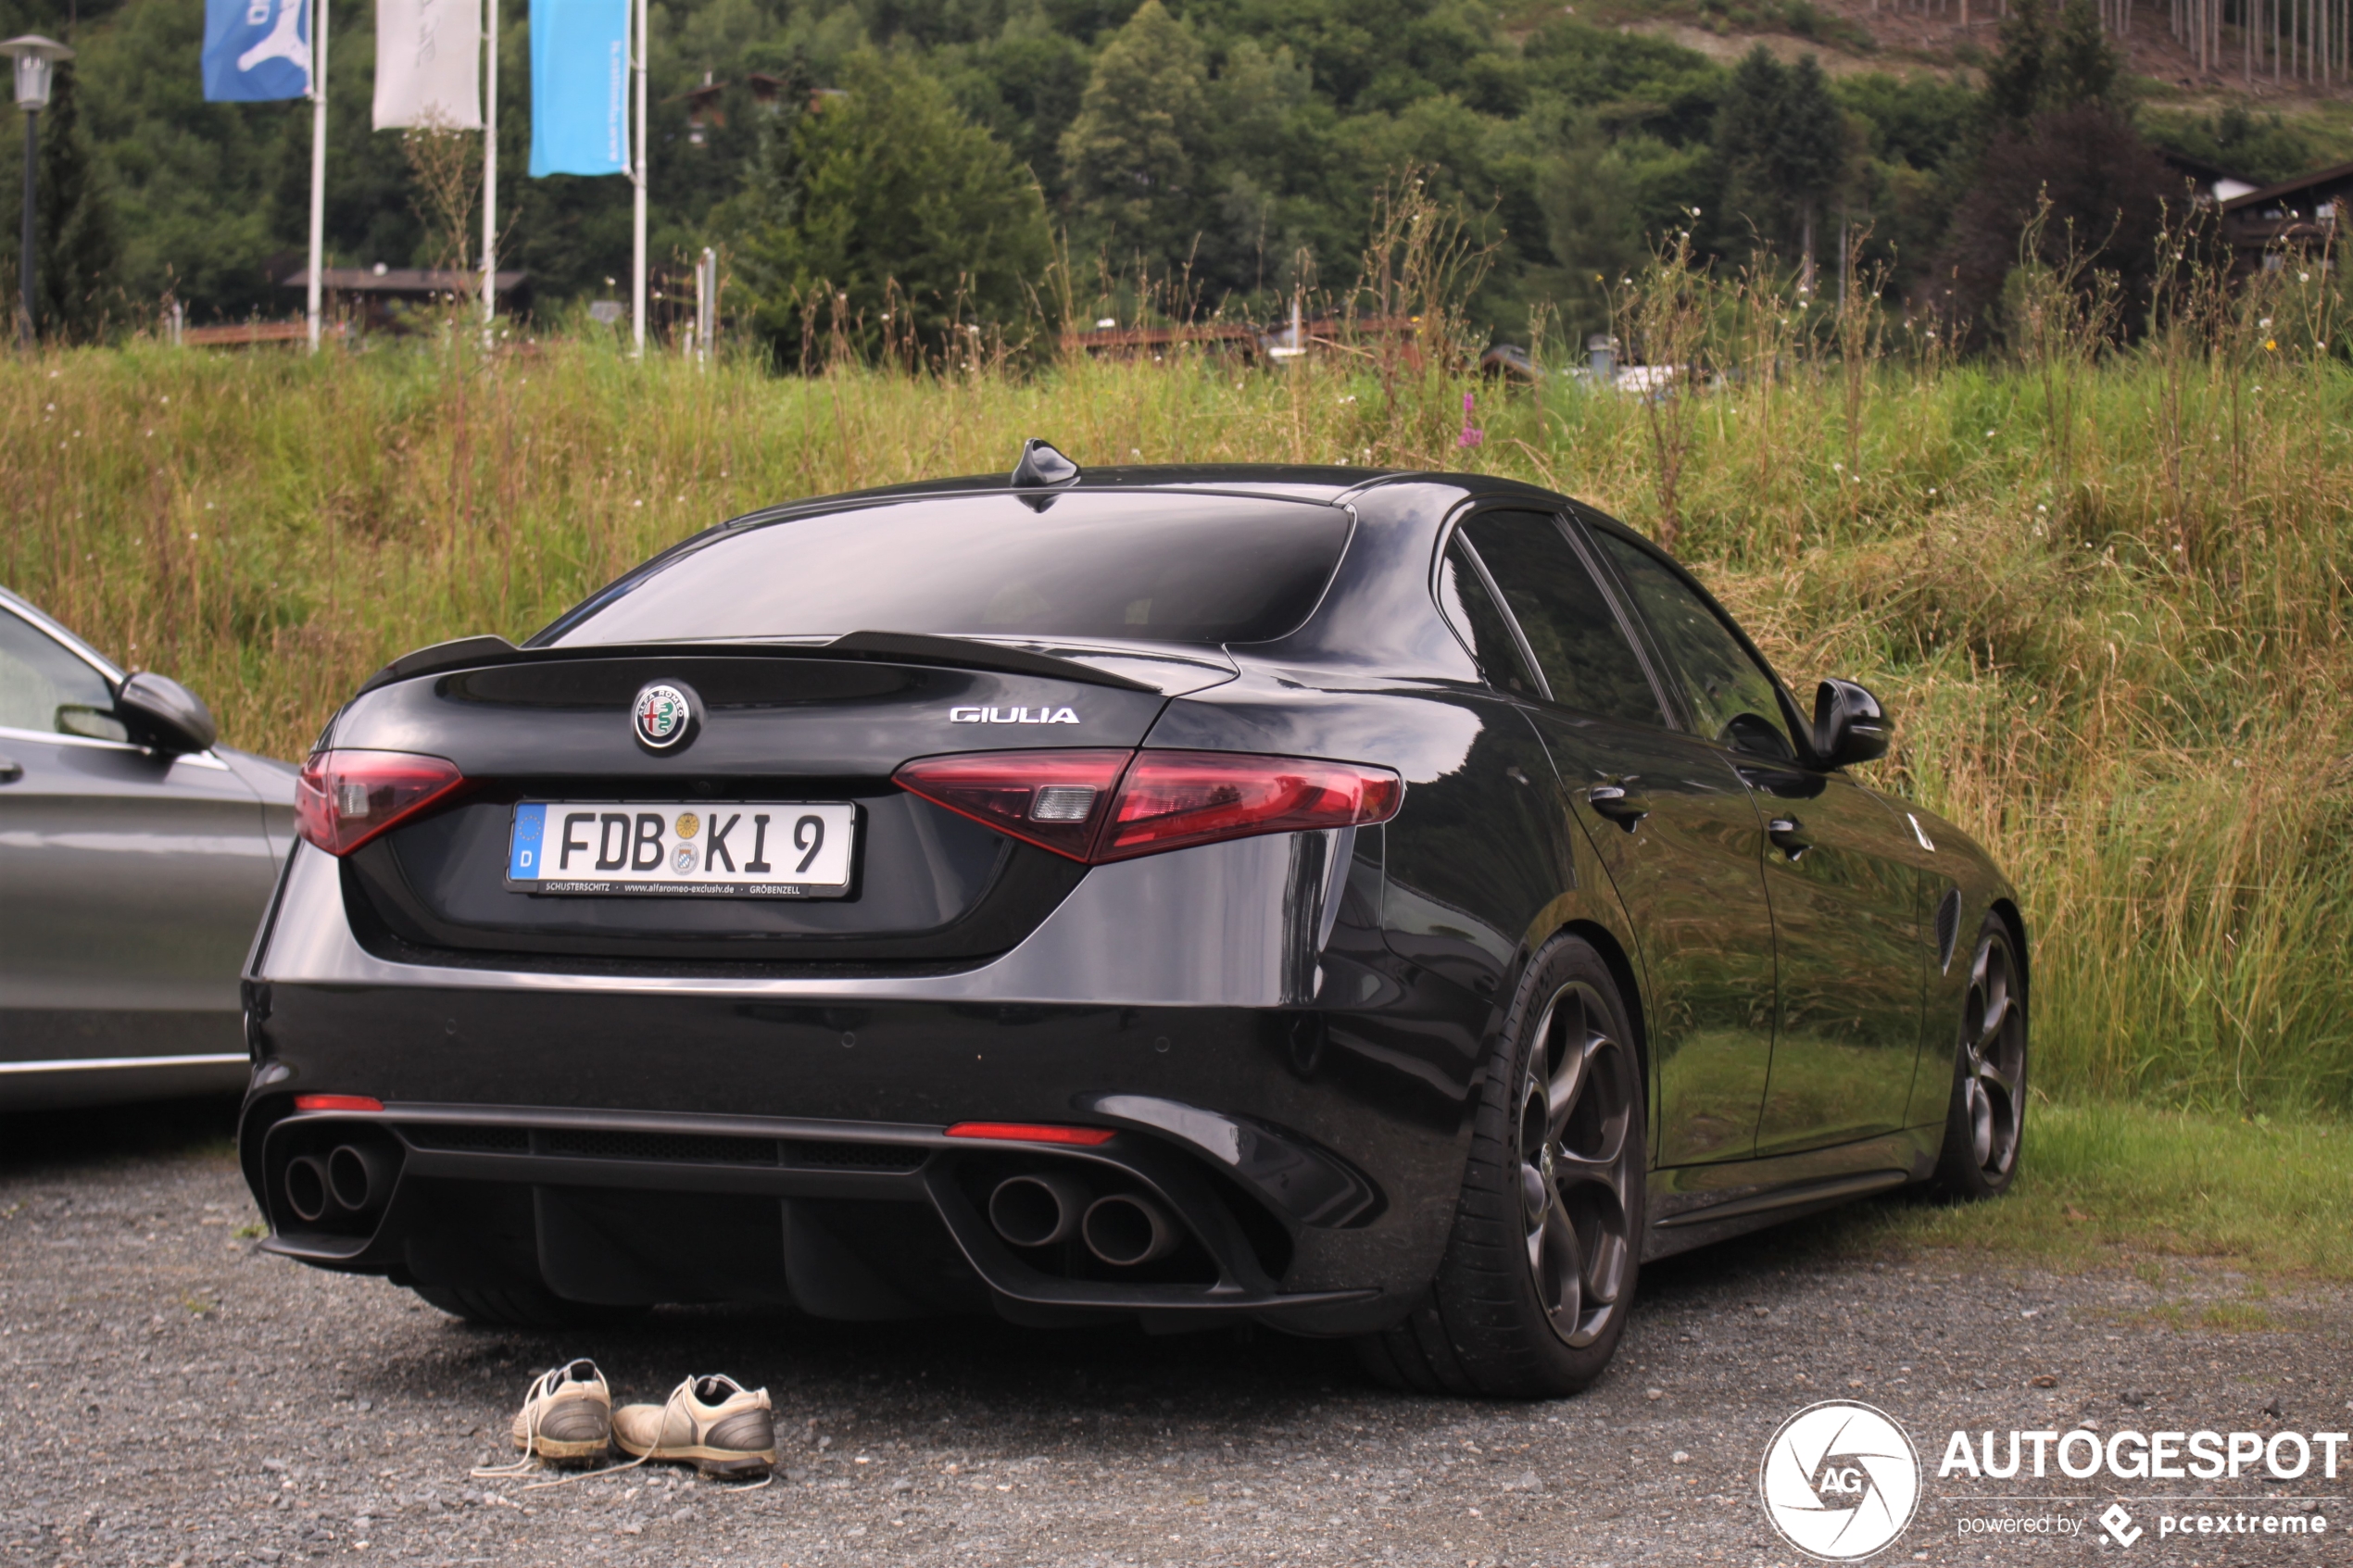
[746,813,774,873]
[705,812,739,872]
[560,812,595,871]
[948,706,1083,723]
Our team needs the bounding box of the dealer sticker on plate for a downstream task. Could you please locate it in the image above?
[506,802,857,897]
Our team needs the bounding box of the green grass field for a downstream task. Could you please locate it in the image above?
[1815,1103,2353,1284]
[4,259,2350,1224]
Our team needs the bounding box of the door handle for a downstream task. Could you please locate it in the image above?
[1768,815,1810,860]
[0,757,20,784]
[1586,784,1652,831]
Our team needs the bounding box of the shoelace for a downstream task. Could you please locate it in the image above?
[471,1362,597,1481]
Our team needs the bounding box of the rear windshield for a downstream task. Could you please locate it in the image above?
[541,492,1353,648]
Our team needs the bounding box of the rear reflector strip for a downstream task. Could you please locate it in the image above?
[944,1122,1117,1147]
[294,1094,384,1112]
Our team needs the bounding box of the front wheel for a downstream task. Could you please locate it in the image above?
[1931,916,2028,1200]
[1356,935,1645,1398]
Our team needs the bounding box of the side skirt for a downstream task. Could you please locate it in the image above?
[1640,1127,1940,1263]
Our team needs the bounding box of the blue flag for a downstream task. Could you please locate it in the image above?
[529,0,629,177]
[203,0,313,102]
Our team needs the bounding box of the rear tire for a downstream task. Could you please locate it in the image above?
[1355,934,1645,1398]
[408,1282,652,1330]
[1931,916,2029,1201]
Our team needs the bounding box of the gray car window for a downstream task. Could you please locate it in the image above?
[0,610,117,736]
[1461,511,1664,728]
[1591,531,1797,762]
[1436,536,1538,696]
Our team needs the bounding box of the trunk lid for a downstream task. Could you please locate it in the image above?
[329,646,1213,964]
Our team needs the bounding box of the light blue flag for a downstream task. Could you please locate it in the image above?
[203,0,314,102]
[529,0,629,177]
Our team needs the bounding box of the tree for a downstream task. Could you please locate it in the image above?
[1774,56,1846,283]
[1982,0,2053,128]
[1716,47,1844,282]
[1984,0,2119,129]
[733,53,1051,366]
[1933,104,2173,348]
[1060,0,1209,275]
[2047,0,2121,111]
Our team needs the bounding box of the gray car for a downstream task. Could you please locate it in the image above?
[0,587,295,1109]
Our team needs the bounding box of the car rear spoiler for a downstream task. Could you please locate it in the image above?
[355,630,1163,696]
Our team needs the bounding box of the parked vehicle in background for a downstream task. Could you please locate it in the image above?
[241,447,2024,1398]
[0,587,296,1109]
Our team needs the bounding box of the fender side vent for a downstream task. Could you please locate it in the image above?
[1934,888,1963,972]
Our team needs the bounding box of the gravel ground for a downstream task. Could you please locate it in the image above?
[3,1100,2347,1568]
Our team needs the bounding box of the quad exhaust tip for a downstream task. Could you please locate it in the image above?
[988,1173,1091,1248]
[282,1139,399,1227]
[1080,1192,1179,1267]
[328,1143,395,1216]
[283,1154,333,1224]
[987,1173,1182,1266]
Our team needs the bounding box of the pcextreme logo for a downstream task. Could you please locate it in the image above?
[1758,1400,1922,1561]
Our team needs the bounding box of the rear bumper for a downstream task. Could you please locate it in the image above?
[242,834,1489,1334]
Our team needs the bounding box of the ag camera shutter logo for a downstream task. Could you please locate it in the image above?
[1759,1400,1921,1560]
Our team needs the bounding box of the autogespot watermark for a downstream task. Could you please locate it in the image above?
[1937,1425,2351,1483]
[1758,1405,2347,1559]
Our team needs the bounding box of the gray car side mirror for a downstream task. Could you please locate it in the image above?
[1813,678,1890,768]
[116,671,219,756]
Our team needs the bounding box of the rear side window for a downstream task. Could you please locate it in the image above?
[543,492,1353,648]
[1591,531,1797,761]
[1460,511,1664,727]
[1436,537,1537,696]
[0,611,116,737]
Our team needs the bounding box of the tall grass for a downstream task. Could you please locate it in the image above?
[4,248,2350,1119]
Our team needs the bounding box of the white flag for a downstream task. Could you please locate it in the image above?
[372,0,483,130]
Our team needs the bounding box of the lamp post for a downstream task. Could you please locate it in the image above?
[0,35,72,349]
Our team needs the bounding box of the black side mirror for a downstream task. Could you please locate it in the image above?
[115,671,219,756]
[1813,678,1889,768]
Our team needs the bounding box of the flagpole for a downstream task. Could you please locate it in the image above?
[630,0,645,358]
[307,0,328,352]
[481,0,496,333]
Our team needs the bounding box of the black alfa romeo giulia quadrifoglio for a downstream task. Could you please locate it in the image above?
[239,446,2026,1398]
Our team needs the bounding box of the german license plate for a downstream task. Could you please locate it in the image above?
[506,803,857,897]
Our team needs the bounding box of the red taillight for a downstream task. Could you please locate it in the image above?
[944,1121,1117,1146]
[1100,751,1403,861]
[891,748,1130,860]
[294,1094,384,1112]
[294,749,468,856]
[892,748,1401,864]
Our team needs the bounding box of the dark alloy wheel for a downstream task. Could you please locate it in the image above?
[1516,980,1640,1348]
[1356,934,1645,1397]
[1933,916,2028,1200]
